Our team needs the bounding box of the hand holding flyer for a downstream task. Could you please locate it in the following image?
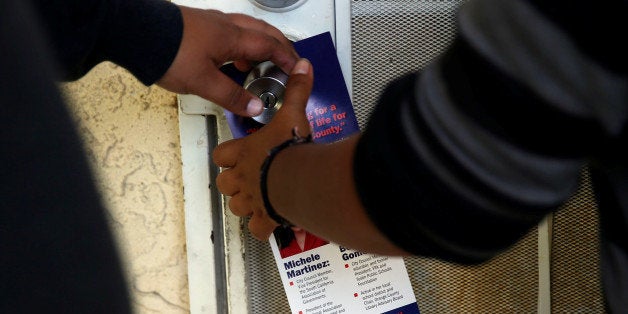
[222,32,420,314]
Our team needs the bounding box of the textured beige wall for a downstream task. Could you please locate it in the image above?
[61,62,189,313]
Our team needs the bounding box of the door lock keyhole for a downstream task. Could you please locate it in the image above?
[260,92,277,109]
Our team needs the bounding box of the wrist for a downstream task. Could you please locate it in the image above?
[260,128,312,227]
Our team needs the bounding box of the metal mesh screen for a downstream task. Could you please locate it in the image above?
[550,169,605,313]
[244,222,291,313]
[404,232,539,313]
[351,0,462,128]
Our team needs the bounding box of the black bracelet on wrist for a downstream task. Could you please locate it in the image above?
[260,127,313,228]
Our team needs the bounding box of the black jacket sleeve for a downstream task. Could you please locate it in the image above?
[353,0,627,265]
[30,0,183,85]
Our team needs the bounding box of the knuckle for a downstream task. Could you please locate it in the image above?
[227,86,247,111]
[215,172,228,190]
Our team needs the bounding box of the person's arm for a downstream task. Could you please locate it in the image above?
[30,0,299,116]
[31,0,183,84]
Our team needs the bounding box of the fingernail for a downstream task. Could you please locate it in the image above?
[292,58,310,75]
[247,98,263,116]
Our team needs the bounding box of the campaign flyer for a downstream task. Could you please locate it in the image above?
[222,32,420,314]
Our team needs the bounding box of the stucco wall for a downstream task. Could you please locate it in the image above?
[61,62,189,313]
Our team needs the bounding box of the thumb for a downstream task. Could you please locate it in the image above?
[194,69,265,117]
[276,58,313,122]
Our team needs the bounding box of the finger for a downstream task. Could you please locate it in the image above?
[192,69,263,117]
[248,211,279,241]
[276,58,313,120]
[215,168,240,196]
[233,60,253,73]
[228,13,293,47]
[236,32,297,76]
[227,14,299,73]
[213,139,241,168]
[228,194,254,217]
[227,27,298,76]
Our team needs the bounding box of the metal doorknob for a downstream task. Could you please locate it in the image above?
[244,61,289,124]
